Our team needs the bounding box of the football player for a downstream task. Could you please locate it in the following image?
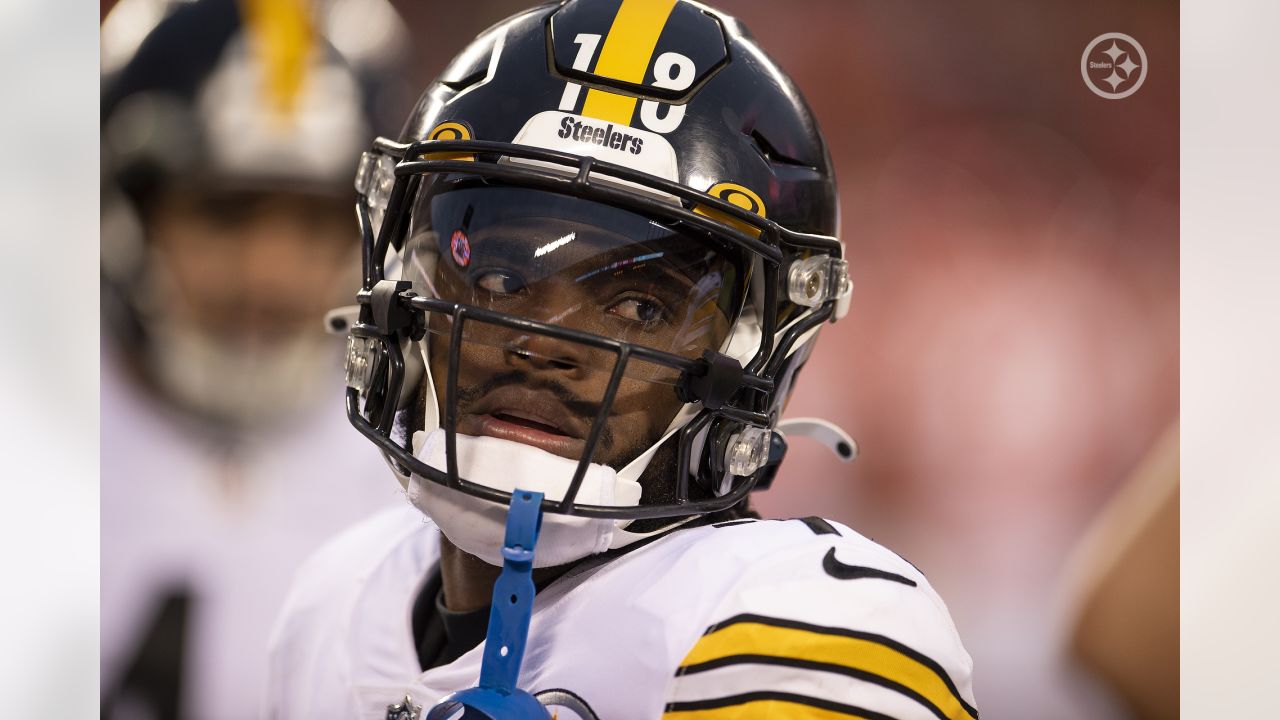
[268,1,978,718]
[100,0,408,716]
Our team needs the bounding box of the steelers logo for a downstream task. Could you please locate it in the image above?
[1081,33,1148,100]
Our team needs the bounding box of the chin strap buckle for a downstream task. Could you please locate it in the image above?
[424,490,551,720]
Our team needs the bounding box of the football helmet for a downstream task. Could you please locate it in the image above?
[101,0,409,427]
[345,0,854,530]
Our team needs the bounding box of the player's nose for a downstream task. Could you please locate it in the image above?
[504,327,592,378]
[500,280,594,371]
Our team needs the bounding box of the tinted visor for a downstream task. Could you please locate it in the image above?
[404,181,748,384]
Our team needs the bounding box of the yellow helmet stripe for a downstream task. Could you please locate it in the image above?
[580,0,679,125]
[239,0,315,117]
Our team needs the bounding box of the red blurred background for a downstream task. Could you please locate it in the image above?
[100,1,1178,716]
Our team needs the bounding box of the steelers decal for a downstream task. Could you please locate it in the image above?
[548,0,729,133]
[706,182,766,218]
[424,121,476,161]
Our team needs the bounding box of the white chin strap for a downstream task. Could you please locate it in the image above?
[405,429,696,567]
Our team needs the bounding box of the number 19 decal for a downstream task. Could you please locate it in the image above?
[559,33,695,134]
[640,52,695,133]
[558,34,603,113]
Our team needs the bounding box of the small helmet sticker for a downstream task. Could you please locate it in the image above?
[429,122,471,141]
[450,229,471,267]
[706,182,766,218]
[694,182,767,238]
[426,121,476,162]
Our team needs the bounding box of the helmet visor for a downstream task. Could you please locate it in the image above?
[404,180,748,385]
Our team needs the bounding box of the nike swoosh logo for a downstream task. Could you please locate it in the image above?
[822,548,917,586]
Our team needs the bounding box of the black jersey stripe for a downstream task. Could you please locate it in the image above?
[664,690,903,719]
[678,654,953,720]
[697,614,978,720]
[797,516,841,536]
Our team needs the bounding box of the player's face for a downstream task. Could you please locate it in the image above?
[146,188,354,345]
[416,186,742,470]
[425,296,694,468]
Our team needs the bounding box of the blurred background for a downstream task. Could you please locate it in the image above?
[91,0,1177,717]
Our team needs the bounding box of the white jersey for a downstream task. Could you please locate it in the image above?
[268,505,978,719]
[100,351,402,719]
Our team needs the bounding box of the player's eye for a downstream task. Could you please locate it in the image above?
[472,269,527,295]
[608,294,670,327]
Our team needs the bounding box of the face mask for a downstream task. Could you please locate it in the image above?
[406,428,679,568]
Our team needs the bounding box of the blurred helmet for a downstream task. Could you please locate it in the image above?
[101,0,409,428]
[345,0,852,553]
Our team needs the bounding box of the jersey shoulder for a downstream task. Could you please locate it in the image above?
[274,502,434,616]
[662,517,979,720]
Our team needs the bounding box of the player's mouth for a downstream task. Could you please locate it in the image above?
[458,388,589,460]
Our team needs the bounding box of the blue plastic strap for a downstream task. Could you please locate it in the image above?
[424,489,549,720]
[478,488,542,692]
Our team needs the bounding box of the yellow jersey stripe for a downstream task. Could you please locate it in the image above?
[580,0,678,125]
[663,696,888,720]
[678,621,976,720]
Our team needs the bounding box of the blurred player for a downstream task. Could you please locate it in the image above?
[268,1,979,718]
[100,0,409,716]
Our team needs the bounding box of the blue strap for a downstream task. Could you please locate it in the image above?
[425,489,549,720]
[478,488,542,692]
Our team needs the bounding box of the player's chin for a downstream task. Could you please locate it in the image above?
[457,413,587,462]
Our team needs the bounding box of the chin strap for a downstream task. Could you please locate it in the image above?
[777,417,858,462]
[422,490,551,720]
[608,514,702,549]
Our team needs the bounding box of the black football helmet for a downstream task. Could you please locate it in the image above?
[344,0,853,522]
[101,0,409,427]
